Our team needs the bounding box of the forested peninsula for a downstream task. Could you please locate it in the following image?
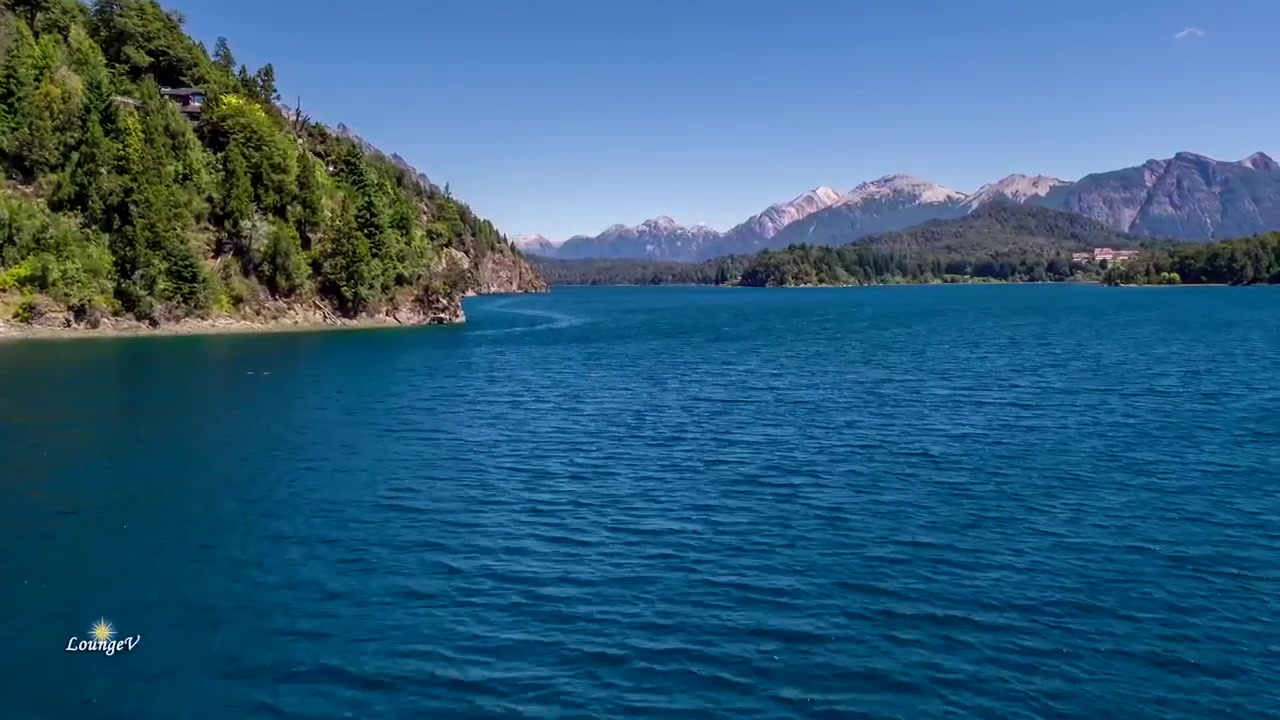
[0,0,544,337]
[532,205,1280,288]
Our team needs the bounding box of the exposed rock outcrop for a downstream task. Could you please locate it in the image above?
[474,247,550,294]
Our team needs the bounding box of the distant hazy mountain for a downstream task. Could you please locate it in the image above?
[548,217,722,261]
[514,233,560,255]
[528,188,847,262]
[527,151,1280,260]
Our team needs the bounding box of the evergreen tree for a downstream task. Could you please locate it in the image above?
[315,194,374,315]
[252,63,278,104]
[0,20,39,165]
[52,109,113,225]
[213,142,253,257]
[212,36,235,75]
[292,148,323,249]
[23,67,85,176]
[259,219,305,296]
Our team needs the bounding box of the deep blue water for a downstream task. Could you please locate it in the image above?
[2,284,1279,719]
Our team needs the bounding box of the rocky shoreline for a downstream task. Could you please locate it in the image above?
[0,299,464,342]
[0,246,548,341]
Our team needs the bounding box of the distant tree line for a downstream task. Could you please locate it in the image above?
[530,256,747,286]
[1102,232,1280,285]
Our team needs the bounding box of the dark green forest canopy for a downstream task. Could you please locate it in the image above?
[1099,232,1280,286]
[0,0,521,323]
[533,204,1280,287]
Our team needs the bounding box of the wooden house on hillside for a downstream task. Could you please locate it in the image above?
[159,87,206,120]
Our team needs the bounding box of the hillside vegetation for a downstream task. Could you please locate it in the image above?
[0,0,541,329]
[739,205,1280,287]
[736,204,1137,286]
[1101,232,1280,286]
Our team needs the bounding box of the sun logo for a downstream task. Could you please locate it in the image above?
[66,618,137,655]
[90,619,116,643]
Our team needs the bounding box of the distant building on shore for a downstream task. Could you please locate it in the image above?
[1072,248,1139,263]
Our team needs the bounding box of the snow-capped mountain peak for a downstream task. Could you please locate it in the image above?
[839,175,968,206]
[1239,151,1279,172]
[638,216,681,232]
[515,233,554,245]
[963,174,1066,210]
[783,186,843,208]
[514,233,562,255]
[727,186,845,243]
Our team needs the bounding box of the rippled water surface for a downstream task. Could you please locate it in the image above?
[2,285,1279,719]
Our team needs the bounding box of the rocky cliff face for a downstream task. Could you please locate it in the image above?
[1039,151,1280,240]
[388,246,546,326]
[473,247,550,294]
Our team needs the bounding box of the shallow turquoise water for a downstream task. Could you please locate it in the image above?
[1,285,1278,719]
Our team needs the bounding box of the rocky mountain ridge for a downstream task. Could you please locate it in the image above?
[548,216,721,261]
[522,151,1280,261]
[963,174,1067,210]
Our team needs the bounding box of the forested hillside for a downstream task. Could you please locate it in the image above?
[737,205,1280,287]
[0,0,542,330]
[735,204,1142,286]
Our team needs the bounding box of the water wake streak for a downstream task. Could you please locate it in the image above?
[470,299,583,336]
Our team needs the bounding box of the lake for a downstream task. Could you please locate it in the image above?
[1,284,1278,719]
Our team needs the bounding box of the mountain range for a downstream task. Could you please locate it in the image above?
[519,151,1280,262]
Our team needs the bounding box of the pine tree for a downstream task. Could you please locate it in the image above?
[292,148,324,249]
[212,36,235,75]
[214,143,254,257]
[253,63,278,104]
[22,67,85,176]
[316,194,374,315]
[0,20,39,164]
[260,220,306,297]
[336,143,387,256]
[52,111,114,225]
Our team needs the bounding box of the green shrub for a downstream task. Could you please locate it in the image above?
[12,295,37,323]
[259,220,307,297]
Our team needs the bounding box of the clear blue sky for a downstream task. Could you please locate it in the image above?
[168,0,1276,240]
